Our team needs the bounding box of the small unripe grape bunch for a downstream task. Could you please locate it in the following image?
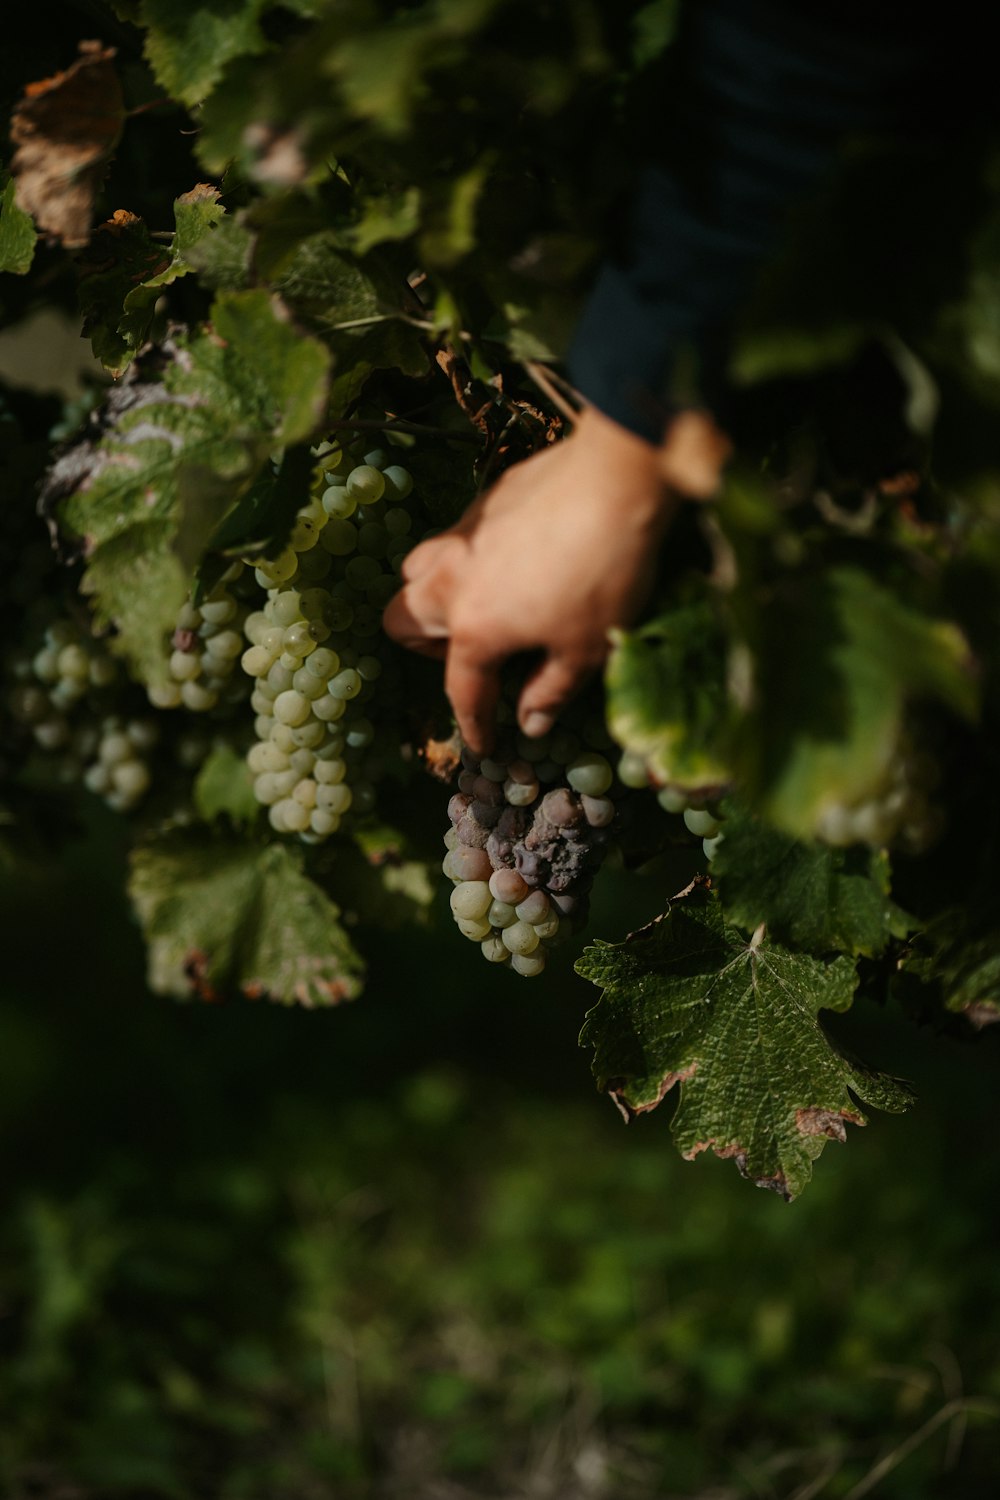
[7,615,118,754]
[5,614,159,816]
[442,718,623,977]
[148,564,251,714]
[617,745,730,861]
[81,715,159,813]
[7,615,120,751]
[656,784,726,861]
[813,731,940,852]
[238,438,417,841]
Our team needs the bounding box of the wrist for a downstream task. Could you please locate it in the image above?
[572,404,677,534]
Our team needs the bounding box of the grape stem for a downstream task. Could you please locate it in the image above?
[522,360,585,425]
[323,416,480,445]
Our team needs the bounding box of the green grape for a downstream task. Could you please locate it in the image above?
[450,881,492,921]
[657,786,689,814]
[683,807,721,838]
[273,690,311,726]
[329,669,362,700]
[381,465,413,500]
[501,921,540,957]
[322,486,357,519]
[457,916,492,940]
[345,465,385,502]
[566,752,613,797]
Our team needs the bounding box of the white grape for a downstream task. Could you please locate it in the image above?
[457,916,492,941]
[566,752,613,797]
[501,922,540,957]
[273,690,311,726]
[683,807,721,838]
[450,881,492,921]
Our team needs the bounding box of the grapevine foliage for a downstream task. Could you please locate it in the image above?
[578,884,913,1200]
[2,0,999,1198]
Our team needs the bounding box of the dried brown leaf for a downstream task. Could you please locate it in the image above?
[10,40,125,248]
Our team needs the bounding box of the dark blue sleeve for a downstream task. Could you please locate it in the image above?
[567,1,949,440]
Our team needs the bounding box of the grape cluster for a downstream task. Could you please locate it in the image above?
[443,727,622,976]
[615,748,727,860]
[239,442,414,840]
[5,618,158,812]
[617,732,941,857]
[147,567,252,714]
[813,737,941,851]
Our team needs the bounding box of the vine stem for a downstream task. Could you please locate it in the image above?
[323,416,480,445]
[326,312,473,340]
[522,360,585,424]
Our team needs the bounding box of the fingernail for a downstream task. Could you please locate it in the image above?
[521,710,554,738]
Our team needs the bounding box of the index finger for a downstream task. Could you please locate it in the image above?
[444,638,502,756]
[382,586,448,657]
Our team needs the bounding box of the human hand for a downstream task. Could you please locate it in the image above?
[383,405,727,754]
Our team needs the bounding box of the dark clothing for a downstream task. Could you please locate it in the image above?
[568,2,969,440]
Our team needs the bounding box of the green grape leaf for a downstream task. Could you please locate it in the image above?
[81,186,235,373]
[736,566,978,840]
[352,822,437,912]
[193,743,259,827]
[139,0,270,108]
[129,826,364,1005]
[264,229,430,404]
[0,177,37,274]
[419,158,492,267]
[326,0,501,136]
[80,519,190,680]
[631,0,680,68]
[901,910,1000,1031]
[312,825,437,931]
[58,289,331,681]
[577,887,912,1199]
[606,602,731,795]
[181,208,254,291]
[710,804,913,957]
[211,287,333,446]
[196,444,314,598]
[350,186,421,257]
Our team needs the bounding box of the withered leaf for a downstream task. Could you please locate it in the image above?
[10,40,125,248]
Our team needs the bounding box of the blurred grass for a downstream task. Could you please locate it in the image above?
[1,816,999,1498]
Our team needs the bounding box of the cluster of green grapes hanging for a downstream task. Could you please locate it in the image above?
[613,724,940,863]
[236,442,414,840]
[147,572,252,715]
[5,435,422,835]
[142,436,418,840]
[5,615,158,812]
[616,749,727,860]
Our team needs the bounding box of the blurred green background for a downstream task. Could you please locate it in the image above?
[1,818,998,1500]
